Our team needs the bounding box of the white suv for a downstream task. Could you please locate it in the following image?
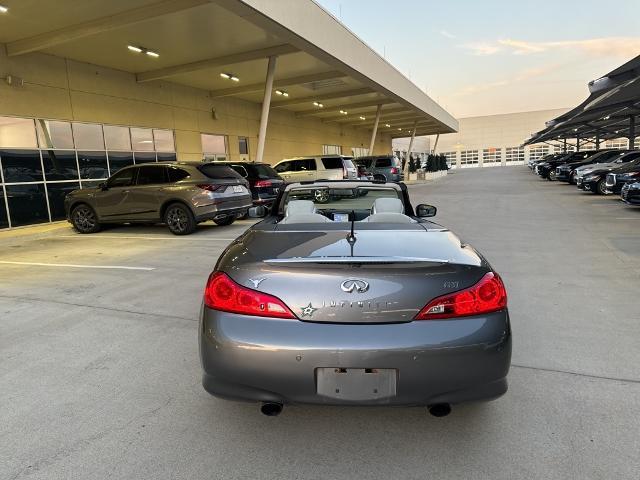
[273,155,358,183]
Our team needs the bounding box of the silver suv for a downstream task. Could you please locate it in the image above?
[273,155,357,183]
[64,163,252,235]
[353,155,404,182]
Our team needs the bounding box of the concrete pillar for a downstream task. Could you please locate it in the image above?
[478,149,484,168]
[403,121,417,178]
[595,130,600,151]
[563,138,567,153]
[576,133,580,152]
[432,134,440,154]
[368,104,382,155]
[630,115,636,149]
[456,150,461,168]
[255,55,277,163]
[501,147,506,166]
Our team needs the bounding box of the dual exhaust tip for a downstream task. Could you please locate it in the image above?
[260,402,452,417]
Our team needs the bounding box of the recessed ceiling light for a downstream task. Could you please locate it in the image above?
[0,5,8,13]
[220,73,230,79]
[230,76,239,82]
[339,110,348,115]
[275,90,289,97]
[385,124,391,128]
[359,116,366,120]
[220,73,239,81]
[145,50,159,58]
[313,102,324,108]
[398,128,402,131]
[127,45,143,53]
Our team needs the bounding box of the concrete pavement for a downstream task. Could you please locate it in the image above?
[1,166,639,479]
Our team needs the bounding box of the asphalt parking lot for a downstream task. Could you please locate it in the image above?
[2,167,639,480]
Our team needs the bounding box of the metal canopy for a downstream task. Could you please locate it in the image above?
[524,55,640,146]
[0,0,457,139]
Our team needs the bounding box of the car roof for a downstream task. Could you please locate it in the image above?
[283,179,405,192]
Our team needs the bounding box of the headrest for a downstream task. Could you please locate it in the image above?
[285,200,316,216]
[372,197,404,214]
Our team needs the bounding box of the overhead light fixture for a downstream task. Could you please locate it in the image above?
[230,76,239,82]
[398,128,402,131]
[603,115,611,120]
[339,110,348,115]
[275,90,289,97]
[385,124,391,128]
[127,45,159,57]
[313,101,324,108]
[220,73,239,82]
[573,128,578,132]
[0,5,8,13]
[359,116,366,120]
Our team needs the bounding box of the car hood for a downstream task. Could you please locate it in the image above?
[215,226,489,324]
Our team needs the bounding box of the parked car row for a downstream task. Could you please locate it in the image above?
[65,154,402,235]
[527,149,640,205]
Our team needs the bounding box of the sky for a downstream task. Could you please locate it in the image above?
[316,0,640,118]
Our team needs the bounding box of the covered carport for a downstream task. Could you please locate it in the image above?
[0,0,457,163]
[524,54,640,151]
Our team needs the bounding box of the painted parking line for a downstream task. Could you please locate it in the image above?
[0,260,155,271]
[614,217,640,220]
[58,235,237,241]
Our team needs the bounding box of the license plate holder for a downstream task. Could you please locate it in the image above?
[316,368,397,401]
[233,185,244,193]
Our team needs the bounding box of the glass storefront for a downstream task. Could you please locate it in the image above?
[0,116,177,229]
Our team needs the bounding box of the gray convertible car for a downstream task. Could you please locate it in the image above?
[199,180,511,417]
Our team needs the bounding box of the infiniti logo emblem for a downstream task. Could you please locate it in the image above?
[341,279,369,293]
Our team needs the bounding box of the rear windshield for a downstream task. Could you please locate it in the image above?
[250,163,281,179]
[375,157,393,168]
[198,164,243,180]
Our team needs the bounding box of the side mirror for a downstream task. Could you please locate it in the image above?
[416,204,437,218]
[98,182,108,191]
[248,205,267,218]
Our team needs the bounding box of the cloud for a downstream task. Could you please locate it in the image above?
[463,36,640,59]
[463,42,502,56]
[440,30,456,39]
[452,63,559,97]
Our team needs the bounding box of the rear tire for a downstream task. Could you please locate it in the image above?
[71,204,101,234]
[548,170,556,181]
[213,217,235,226]
[165,203,196,235]
[596,179,607,195]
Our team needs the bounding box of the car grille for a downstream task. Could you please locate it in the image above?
[606,173,616,186]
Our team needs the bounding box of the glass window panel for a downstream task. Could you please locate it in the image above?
[6,183,49,226]
[36,120,74,149]
[107,168,135,188]
[0,186,8,229]
[72,123,105,150]
[46,182,80,220]
[136,166,167,185]
[153,129,175,152]
[108,151,134,173]
[201,133,226,154]
[104,125,132,150]
[0,149,44,183]
[0,117,38,148]
[131,128,154,151]
[238,136,249,155]
[77,151,108,179]
[134,152,156,164]
[157,152,177,162]
[42,150,78,181]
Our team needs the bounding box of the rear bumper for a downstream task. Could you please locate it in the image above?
[199,307,511,406]
[194,196,252,221]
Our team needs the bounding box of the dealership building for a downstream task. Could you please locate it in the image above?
[0,0,457,229]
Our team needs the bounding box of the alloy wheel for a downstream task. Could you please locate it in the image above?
[167,206,188,233]
[73,206,97,232]
[314,189,329,203]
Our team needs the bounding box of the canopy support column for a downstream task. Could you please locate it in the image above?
[575,133,580,152]
[255,55,277,163]
[403,120,418,179]
[629,115,636,149]
[368,104,382,155]
[563,137,567,153]
[595,130,600,151]
[432,134,440,154]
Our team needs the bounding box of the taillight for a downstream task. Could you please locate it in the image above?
[197,184,224,192]
[390,167,399,174]
[204,271,295,319]
[254,180,273,187]
[415,272,507,320]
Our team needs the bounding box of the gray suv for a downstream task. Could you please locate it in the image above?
[353,155,404,182]
[64,163,252,235]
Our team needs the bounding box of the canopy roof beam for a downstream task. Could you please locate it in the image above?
[210,70,345,97]
[136,44,299,82]
[6,0,210,56]
[271,87,373,107]
[297,98,395,118]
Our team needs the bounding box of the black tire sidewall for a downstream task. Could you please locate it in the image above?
[596,180,607,195]
[214,217,235,226]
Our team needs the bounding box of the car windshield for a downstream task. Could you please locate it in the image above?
[282,185,403,212]
[198,164,243,180]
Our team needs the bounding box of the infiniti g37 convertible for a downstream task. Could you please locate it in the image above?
[199,180,511,417]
